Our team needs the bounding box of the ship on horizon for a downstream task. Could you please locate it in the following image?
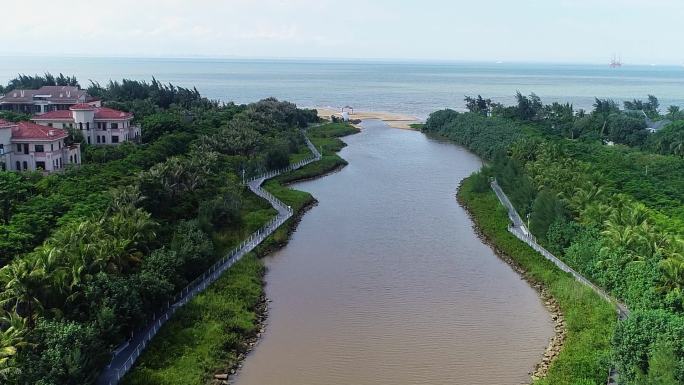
[610,54,622,68]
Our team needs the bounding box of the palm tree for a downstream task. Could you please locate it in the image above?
[667,105,680,120]
[569,182,605,215]
[670,140,684,158]
[659,253,684,293]
[0,258,47,329]
[0,311,26,381]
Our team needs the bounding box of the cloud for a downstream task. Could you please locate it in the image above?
[1,0,683,63]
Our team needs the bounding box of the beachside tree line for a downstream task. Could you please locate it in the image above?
[0,74,319,384]
[423,95,684,384]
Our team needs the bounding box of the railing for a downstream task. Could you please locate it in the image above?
[97,134,322,385]
[490,180,629,385]
[490,180,629,319]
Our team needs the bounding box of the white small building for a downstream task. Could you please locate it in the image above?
[32,103,141,145]
[0,119,81,173]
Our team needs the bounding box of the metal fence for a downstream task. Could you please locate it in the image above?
[490,180,628,385]
[98,134,322,385]
[490,180,629,319]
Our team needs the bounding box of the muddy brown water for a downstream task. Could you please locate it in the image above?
[234,120,553,385]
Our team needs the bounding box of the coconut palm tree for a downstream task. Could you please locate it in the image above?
[670,140,684,158]
[0,258,47,329]
[0,311,26,381]
[659,253,684,293]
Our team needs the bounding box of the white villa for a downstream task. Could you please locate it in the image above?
[32,103,141,145]
[0,119,81,173]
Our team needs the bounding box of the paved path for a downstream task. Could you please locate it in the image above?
[490,180,628,384]
[97,136,321,385]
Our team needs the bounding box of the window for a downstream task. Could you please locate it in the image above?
[47,123,53,127]
[15,161,20,171]
[101,136,106,144]
[97,135,101,144]
[23,144,28,154]
[34,144,44,152]
[111,135,119,143]
[74,154,78,164]
[51,144,54,151]
[0,144,3,154]
[87,136,91,144]
[22,161,27,170]
[58,141,61,149]
[16,144,21,152]
[36,161,45,170]
[0,162,5,171]
[79,122,83,130]
[111,123,118,129]
[86,122,90,130]
[69,155,73,163]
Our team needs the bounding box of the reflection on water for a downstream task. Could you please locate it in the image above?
[235,120,553,385]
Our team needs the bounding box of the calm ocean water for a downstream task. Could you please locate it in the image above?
[1,57,683,119]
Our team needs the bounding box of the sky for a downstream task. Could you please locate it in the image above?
[2,0,683,64]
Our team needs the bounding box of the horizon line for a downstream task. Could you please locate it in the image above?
[0,53,683,68]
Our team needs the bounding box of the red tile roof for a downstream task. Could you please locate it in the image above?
[0,119,16,128]
[11,121,68,141]
[69,103,96,111]
[94,107,133,120]
[32,110,74,120]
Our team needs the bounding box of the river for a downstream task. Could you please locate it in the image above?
[234,120,554,385]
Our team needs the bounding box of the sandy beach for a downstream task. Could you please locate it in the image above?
[314,107,423,130]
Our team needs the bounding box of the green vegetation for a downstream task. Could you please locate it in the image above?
[425,94,684,384]
[0,73,79,94]
[119,121,357,384]
[459,175,616,385]
[121,255,264,385]
[0,73,321,384]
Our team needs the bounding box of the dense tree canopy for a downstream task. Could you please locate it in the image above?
[0,76,319,383]
[424,93,684,384]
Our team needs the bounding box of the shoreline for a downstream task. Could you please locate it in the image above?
[456,182,566,381]
[218,124,359,384]
[456,175,616,384]
[226,128,564,385]
[313,106,423,130]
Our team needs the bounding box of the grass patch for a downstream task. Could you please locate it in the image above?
[121,255,264,385]
[212,192,276,256]
[458,174,617,385]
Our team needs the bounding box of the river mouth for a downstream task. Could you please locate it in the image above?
[234,119,554,385]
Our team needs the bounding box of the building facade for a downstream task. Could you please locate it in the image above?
[32,103,141,145]
[0,119,81,173]
[0,86,91,114]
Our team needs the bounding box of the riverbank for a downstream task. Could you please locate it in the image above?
[120,123,359,385]
[457,173,616,385]
[314,107,422,129]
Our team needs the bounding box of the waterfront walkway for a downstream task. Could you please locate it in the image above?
[96,136,321,385]
[490,180,628,384]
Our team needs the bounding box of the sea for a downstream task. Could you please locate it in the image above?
[1,56,683,119]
